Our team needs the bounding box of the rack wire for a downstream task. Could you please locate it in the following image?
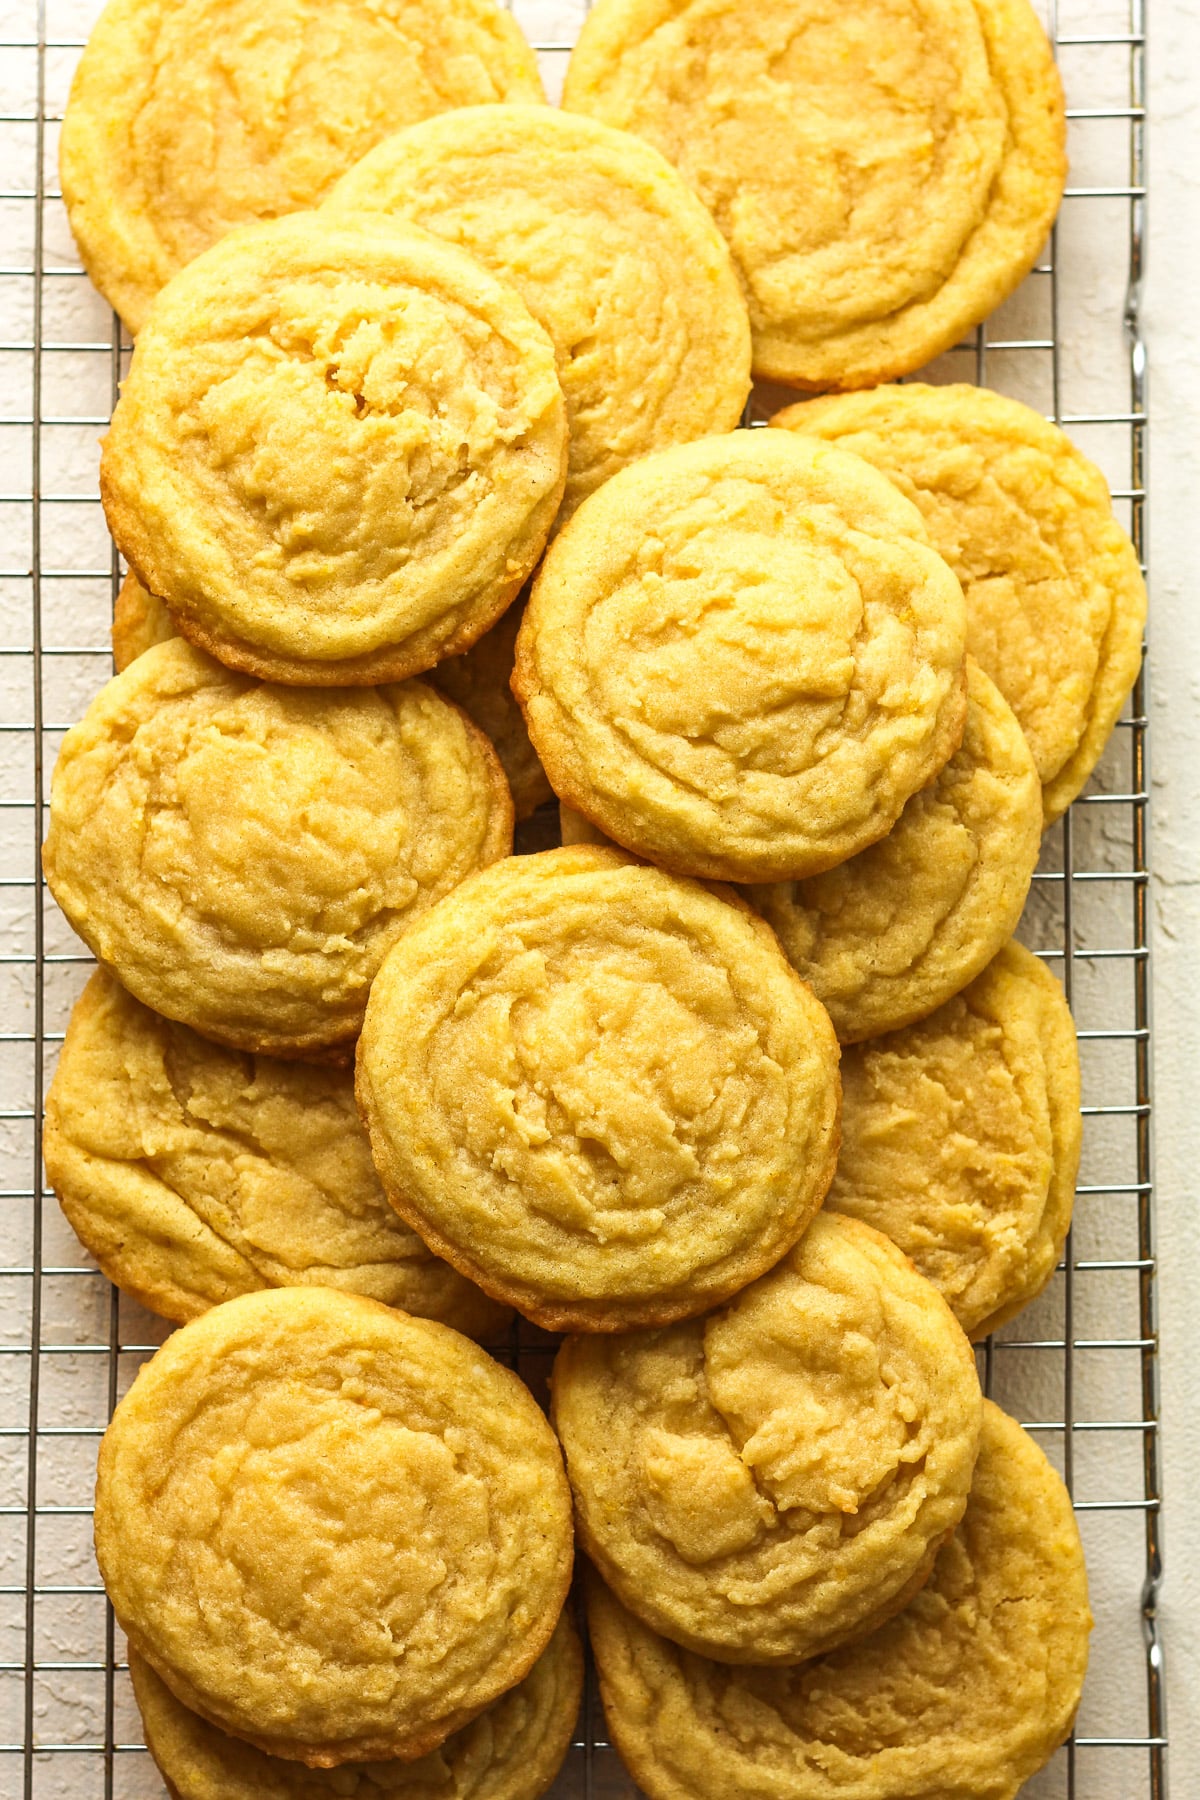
[0,0,1164,1793]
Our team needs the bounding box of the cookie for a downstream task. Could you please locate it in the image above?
[553,1213,981,1664]
[60,0,545,334]
[326,104,751,524]
[357,845,842,1332]
[513,431,967,882]
[749,658,1041,1042]
[774,384,1148,819]
[100,212,568,686]
[829,940,1081,1340]
[112,572,175,671]
[129,1611,583,1800]
[43,967,511,1339]
[588,1399,1091,1800]
[564,0,1066,390]
[43,639,512,1058]
[428,597,553,822]
[95,1287,574,1766]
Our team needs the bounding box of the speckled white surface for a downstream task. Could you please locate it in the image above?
[0,0,1191,1794]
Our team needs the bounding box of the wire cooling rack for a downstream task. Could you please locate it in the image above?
[0,0,1164,1794]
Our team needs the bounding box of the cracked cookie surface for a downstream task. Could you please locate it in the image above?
[750,659,1041,1042]
[95,1287,574,1767]
[774,383,1147,819]
[129,1610,583,1800]
[327,104,750,525]
[587,1399,1090,1800]
[100,212,567,685]
[554,1213,981,1663]
[43,639,512,1058]
[357,845,841,1331]
[513,432,967,883]
[60,0,544,334]
[563,0,1065,388]
[828,939,1081,1339]
[44,967,510,1338]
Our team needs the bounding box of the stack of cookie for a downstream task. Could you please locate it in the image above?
[42,1,1146,1796]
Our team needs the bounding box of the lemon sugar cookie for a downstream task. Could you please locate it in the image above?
[43,639,512,1059]
[44,968,510,1339]
[588,1400,1091,1800]
[750,659,1042,1042]
[775,383,1148,819]
[327,104,751,524]
[130,1611,583,1800]
[564,0,1066,389]
[358,846,842,1332]
[514,431,968,883]
[60,0,545,334]
[554,1213,982,1664]
[829,940,1082,1340]
[111,573,175,672]
[95,1287,574,1767]
[428,598,554,822]
[101,213,567,686]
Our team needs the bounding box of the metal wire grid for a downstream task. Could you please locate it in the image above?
[0,0,1164,1793]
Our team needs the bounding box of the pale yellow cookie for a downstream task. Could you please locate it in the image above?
[428,598,553,822]
[564,0,1066,389]
[514,431,968,882]
[130,1612,583,1800]
[774,384,1148,819]
[61,0,545,334]
[95,1287,574,1766]
[829,940,1081,1340]
[357,846,842,1332]
[588,1400,1091,1800]
[749,659,1041,1042]
[43,967,511,1339]
[553,1213,981,1664]
[101,212,567,686]
[327,104,751,524]
[112,572,175,671]
[43,639,512,1058]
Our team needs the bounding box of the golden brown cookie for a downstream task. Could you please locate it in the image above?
[129,1611,583,1800]
[95,1287,574,1767]
[749,659,1041,1042]
[428,598,553,822]
[111,572,175,671]
[100,212,568,686]
[829,940,1081,1340]
[514,431,967,882]
[326,104,751,524]
[357,846,841,1332]
[563,0,1065,389]
[43,639,512,1059]
[588,1400,1091,1800]
[553,1213,981,1664]
[60,0,545,334]
[43,967,511,1339]
[774,384,1148,819]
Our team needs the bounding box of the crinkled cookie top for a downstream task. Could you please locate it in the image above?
[328,104,750,523]
[554,1213,982,1662]
[60,0,545,332]
[357,846,841,1330]
[830,940,1082,1339]
[563,0,1065,387]
[43,639,512,1056]
[587,1400,1091,1800]
[100,212,567,684]
[95,1287,573,1766]
[514,431,968,882]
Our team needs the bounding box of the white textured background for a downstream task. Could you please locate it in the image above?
[0,0,1194,1794]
